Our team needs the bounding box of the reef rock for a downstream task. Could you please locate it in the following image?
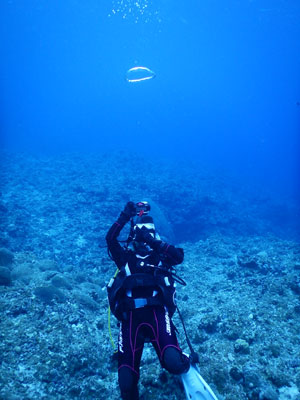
[0,248,14,266]
[0,267,11,286]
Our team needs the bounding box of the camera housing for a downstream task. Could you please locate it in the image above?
[135,201,150,216]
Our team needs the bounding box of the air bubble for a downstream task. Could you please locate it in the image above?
[109,0,160,23]
[126,66,156,83]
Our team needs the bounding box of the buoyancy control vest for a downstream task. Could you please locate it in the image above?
[107,263,177,321]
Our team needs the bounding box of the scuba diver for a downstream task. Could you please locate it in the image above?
[106,201,219,400]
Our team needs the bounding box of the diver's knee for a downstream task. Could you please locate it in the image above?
[162,347,190,375]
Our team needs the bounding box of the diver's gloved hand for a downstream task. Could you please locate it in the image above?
[123,201,136,218]
[138,226,164,251]
[118,201,136,224]
[133,226,145,243]
[138,226,154,243]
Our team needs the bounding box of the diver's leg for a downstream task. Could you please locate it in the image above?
[118,367,139,400]
[152,307,190,374]
[118,311,144,400]
[163,346,190,374]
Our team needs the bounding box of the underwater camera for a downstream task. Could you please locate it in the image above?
[135,201,150,216]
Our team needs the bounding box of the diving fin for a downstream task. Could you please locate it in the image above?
[181,364,219,400]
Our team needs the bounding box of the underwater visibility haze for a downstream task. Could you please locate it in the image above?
[1,0,300,196]
[0,1,300,399]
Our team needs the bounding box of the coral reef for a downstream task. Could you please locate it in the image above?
[0,151,299,399]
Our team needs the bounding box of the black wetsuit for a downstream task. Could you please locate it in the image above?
[106,216,190,400]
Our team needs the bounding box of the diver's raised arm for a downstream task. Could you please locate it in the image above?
[105,202,136,268]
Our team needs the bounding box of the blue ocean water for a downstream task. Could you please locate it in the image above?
[1,0,299,201]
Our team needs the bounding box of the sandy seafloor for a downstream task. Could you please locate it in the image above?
[0,151,299,400]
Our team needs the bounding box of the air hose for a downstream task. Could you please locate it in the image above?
[176,305,199,365]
